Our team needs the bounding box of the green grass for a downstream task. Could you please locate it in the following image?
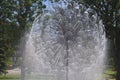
[0,69,116,80]
[0,79,20,80]
[0,74,20,80]
[104,68,116,80]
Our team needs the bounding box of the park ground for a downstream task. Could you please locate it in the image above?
[0,67,116,80]
[0,68,20,80]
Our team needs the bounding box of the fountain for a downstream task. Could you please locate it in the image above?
[22,1,106,80]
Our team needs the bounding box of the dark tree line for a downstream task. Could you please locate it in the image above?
[0,0,45,74]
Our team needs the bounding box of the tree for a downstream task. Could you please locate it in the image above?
[0,34,7,75]
[0,1,14,74]
[0,0,45,75]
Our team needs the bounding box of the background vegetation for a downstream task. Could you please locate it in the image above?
[0,0,120,80]
[0,0,45,74]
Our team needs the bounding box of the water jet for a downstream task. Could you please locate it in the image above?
[22,1,106,80]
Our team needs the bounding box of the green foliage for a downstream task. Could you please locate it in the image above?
[81,0,120,38]
[0,49,7,74]
[104,68,116,79]
[0,0,44,74]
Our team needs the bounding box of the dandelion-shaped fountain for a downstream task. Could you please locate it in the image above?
[22,1,106,80]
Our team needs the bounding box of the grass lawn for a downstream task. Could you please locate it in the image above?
[105,71,116,78]
[104,68,116,80]
[0,74,20,80]
[0,74,116,80]
[0,69,116,80]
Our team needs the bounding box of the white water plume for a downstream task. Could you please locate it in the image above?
[22,1,107,80]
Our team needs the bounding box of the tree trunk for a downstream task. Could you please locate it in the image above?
[12,53,18,68]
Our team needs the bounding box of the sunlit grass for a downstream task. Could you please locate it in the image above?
[104,68,116,80]
[0,74,20,80]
